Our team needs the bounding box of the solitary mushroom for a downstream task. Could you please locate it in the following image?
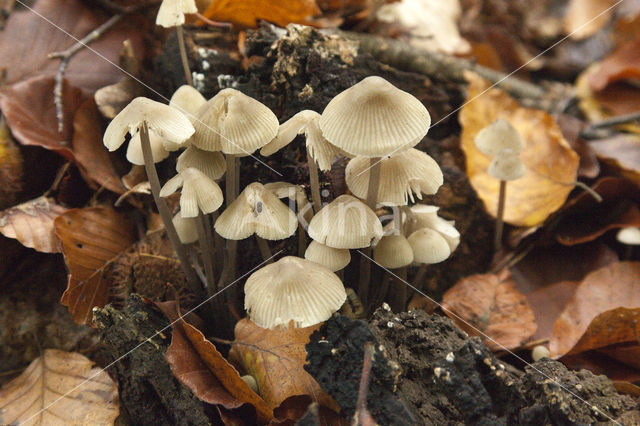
[156,0,198,86]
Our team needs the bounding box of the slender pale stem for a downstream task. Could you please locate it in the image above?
[139,121,201,297]
[297,223,307,257]
[495,180,507,252]
[365,158,381,210]
[211,210,224,273]
[187,246,207,284]
[391,267,407,312]
[255,236,273,263]
[176,26,193,86]
[411,263,427,291]
[308,157,322,214]
[219,154,238,290]
[359,158,382,306]
[376,273,392,309]
[196,211,216,296]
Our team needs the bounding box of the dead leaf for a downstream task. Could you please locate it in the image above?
[94,78,144,120]
[599,342,640,369]
[561,351,640,383]
[564,0,615,40]
[589,41,640,91]
[0,119,23,209]
[460,72,579,227]
[55,206,135,325]
[0,196,68,253]
[549,261,640,357]
[203,0,321,28]
[526,280,580,341]
[441,270,537,351]
[590,135,640,186]
[0,349,119,424]
[555,114,600,179]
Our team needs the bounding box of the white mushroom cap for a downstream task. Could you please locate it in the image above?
[159,167,223,217]
[617,227,640,245]
[408,205,460,252]
[305,114,345,172]
[170,85,207,121]
[531,345,550,362]
[173,211,198,244]
[304,240,351,271]
[319,76,431,157]
[126,128,171,165]
[214,182,297,240]
[488,148,525,181]
[474,118,525,156]
[264,182,313,224]
[261,110,318,157]
[373,234,414,269]
[346,148,443,206]
[104,97,194,151]
[191,88,279,154]
[307,195,383,249]
[176,146,226,180]
[407,227,451,264]
[244,256,347,329]
[156,0,197,28]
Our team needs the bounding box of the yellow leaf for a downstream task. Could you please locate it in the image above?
[203,0,321,28]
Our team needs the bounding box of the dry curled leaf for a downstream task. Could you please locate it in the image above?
[460,72,579,227]
[0,119,23,209]
[203,0,321,28]
[590,135,640,186]
[0,196,68,253]
[589,40,640,91]
[0,349,119,425]
[563,0,615,40]
[441,270,537,351]
[55,206,135,325]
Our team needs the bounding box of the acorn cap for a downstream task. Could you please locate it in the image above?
[244,256,347,329]
[191,88,278,154]
[260,110,318,157]
[346,148,443,206]
[374,234,414,269]
[126,128,170,165]
[156,0,197,28]
[409,205,460,251]
[304,240,351,272]
[488,148,525,181]
[307,194,383,249]
[214,182,297,240]
[407,227,451,264]
[173,211,198,244]
[170,85,207,121]
[319,76,431,157]
[177,146,226,180]
[160,167,223,218]
[104,97,194,151]
[617,227,640,245]
[474,118,525,156]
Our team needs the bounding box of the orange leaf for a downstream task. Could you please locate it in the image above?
[202,0,321,28]
[589,41,640,91]
[563,0,615,40]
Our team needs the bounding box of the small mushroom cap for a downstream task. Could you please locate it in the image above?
[126,128,170,165]
[617,227,640,245]
[531,345,550,362]
[160,168,224,217]
[304,240,351,271]
[307,194,383,249]
[177,146,226,180]
[488,148,525,181]
[156,0,197,28]
[191,88,279,154]
[104,97,194,151]
[319,76,431,157]
[408,205,460,252]
[173,211,198,244]
[346,148,443,206]
[374,234,414,269]
[215,182,297,240]
[260,110,318,157]
[407,227,451,264]
[474,119,525,156]
[170,85,207,120]
[244,256,347,329]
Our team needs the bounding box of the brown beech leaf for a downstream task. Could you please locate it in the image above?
[55,207,135,325]
[229,319,339,413]
[0,349,119,424]
[589,41,640,91]
[550,261,640,358]
[441,270,537,351]
[203,0,321,28]
[460,72,579,227]
[590,135,640,186]
[563,0,615,40]
[0,196,68,253]
[561,351,640,383]
[0,119,23,209]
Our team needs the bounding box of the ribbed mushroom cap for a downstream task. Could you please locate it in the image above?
[346,148,443,206]
[191,88,279,154]
[617,227,640,245]
[488,148,525,181]
[173,211,198,244]
[156,0,197,28]
[214,182,297,240]
[170,85,207,120]
[305,114,345,172]
[244,256,347,329]
[407,228,451,264]
[177,146,226,180]
[307,194,383,249]
[159,167,223,218]
[261,110,318,157]
[319,76,431,157]
[104,97,194,151]
[264,182,313,224]
[474,118,525,156]
[126,129,171,165]
[304,240,351,272]
[408,205,460,251]
[374,234,414,269]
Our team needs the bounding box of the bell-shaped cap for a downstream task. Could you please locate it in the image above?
[407,227,451,264]
[244,256,347,329]
[173,211,198,244]
[319,76,431,157]
[126,128,171,165]
[177,146,226,180]
[374,234,414,269]
[408,205,460,251]
[156,0,197,28]
[261,110,318,157]
[346,148,443,206]
[307,194,383,249]
[159,167,223,218]
[191,88,278,154]
[474,119,525,156]
[104,97,194,151]
[488,148,525,181]
[304,240,351,272]
[170,85,207,121]
[215,182,297,240]
[617,227,640,245]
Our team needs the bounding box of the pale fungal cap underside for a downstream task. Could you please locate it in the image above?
[474,118,525,156]
[126,128,170,165]
[307,194,383,249]
[214,182,297,240]
[170,85,207,120]
[305,116,345,171]
[104,97,194,151]
[191,88,279,155]
[374,234,414,269]
[177,146,226,180]
[304,240,351,271]
[346,148,443,206]
[244,256,347,329]
[177,168,224,217]
[319,76,431,157]
[264,181,309,211]
[156,0,197,28]
[260,110,318,157]
[409,204,460,252]
[617,227,640,245]
[407,227,451,264]
[488,148,525,181]
[173,211,198,244]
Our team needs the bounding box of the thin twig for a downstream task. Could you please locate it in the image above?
[581,111,640,138]
[354,342,376,426]
[194,12,231,28]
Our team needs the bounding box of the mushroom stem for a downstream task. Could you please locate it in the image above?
[176,25,193,86]
[495,180,507,252]
[211,210,224,273]
[297,223,307,257]
[358,158,381,306]
[411,263,427,292]
[196,211,216,296]
[308,157,322,214]
[365,158,381,210]
[376,273,393,309]
[219,154,239,290]
[139,121,201,297]
[391,267,408,312]
[255,236,273,263]
[188,246,207,284]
